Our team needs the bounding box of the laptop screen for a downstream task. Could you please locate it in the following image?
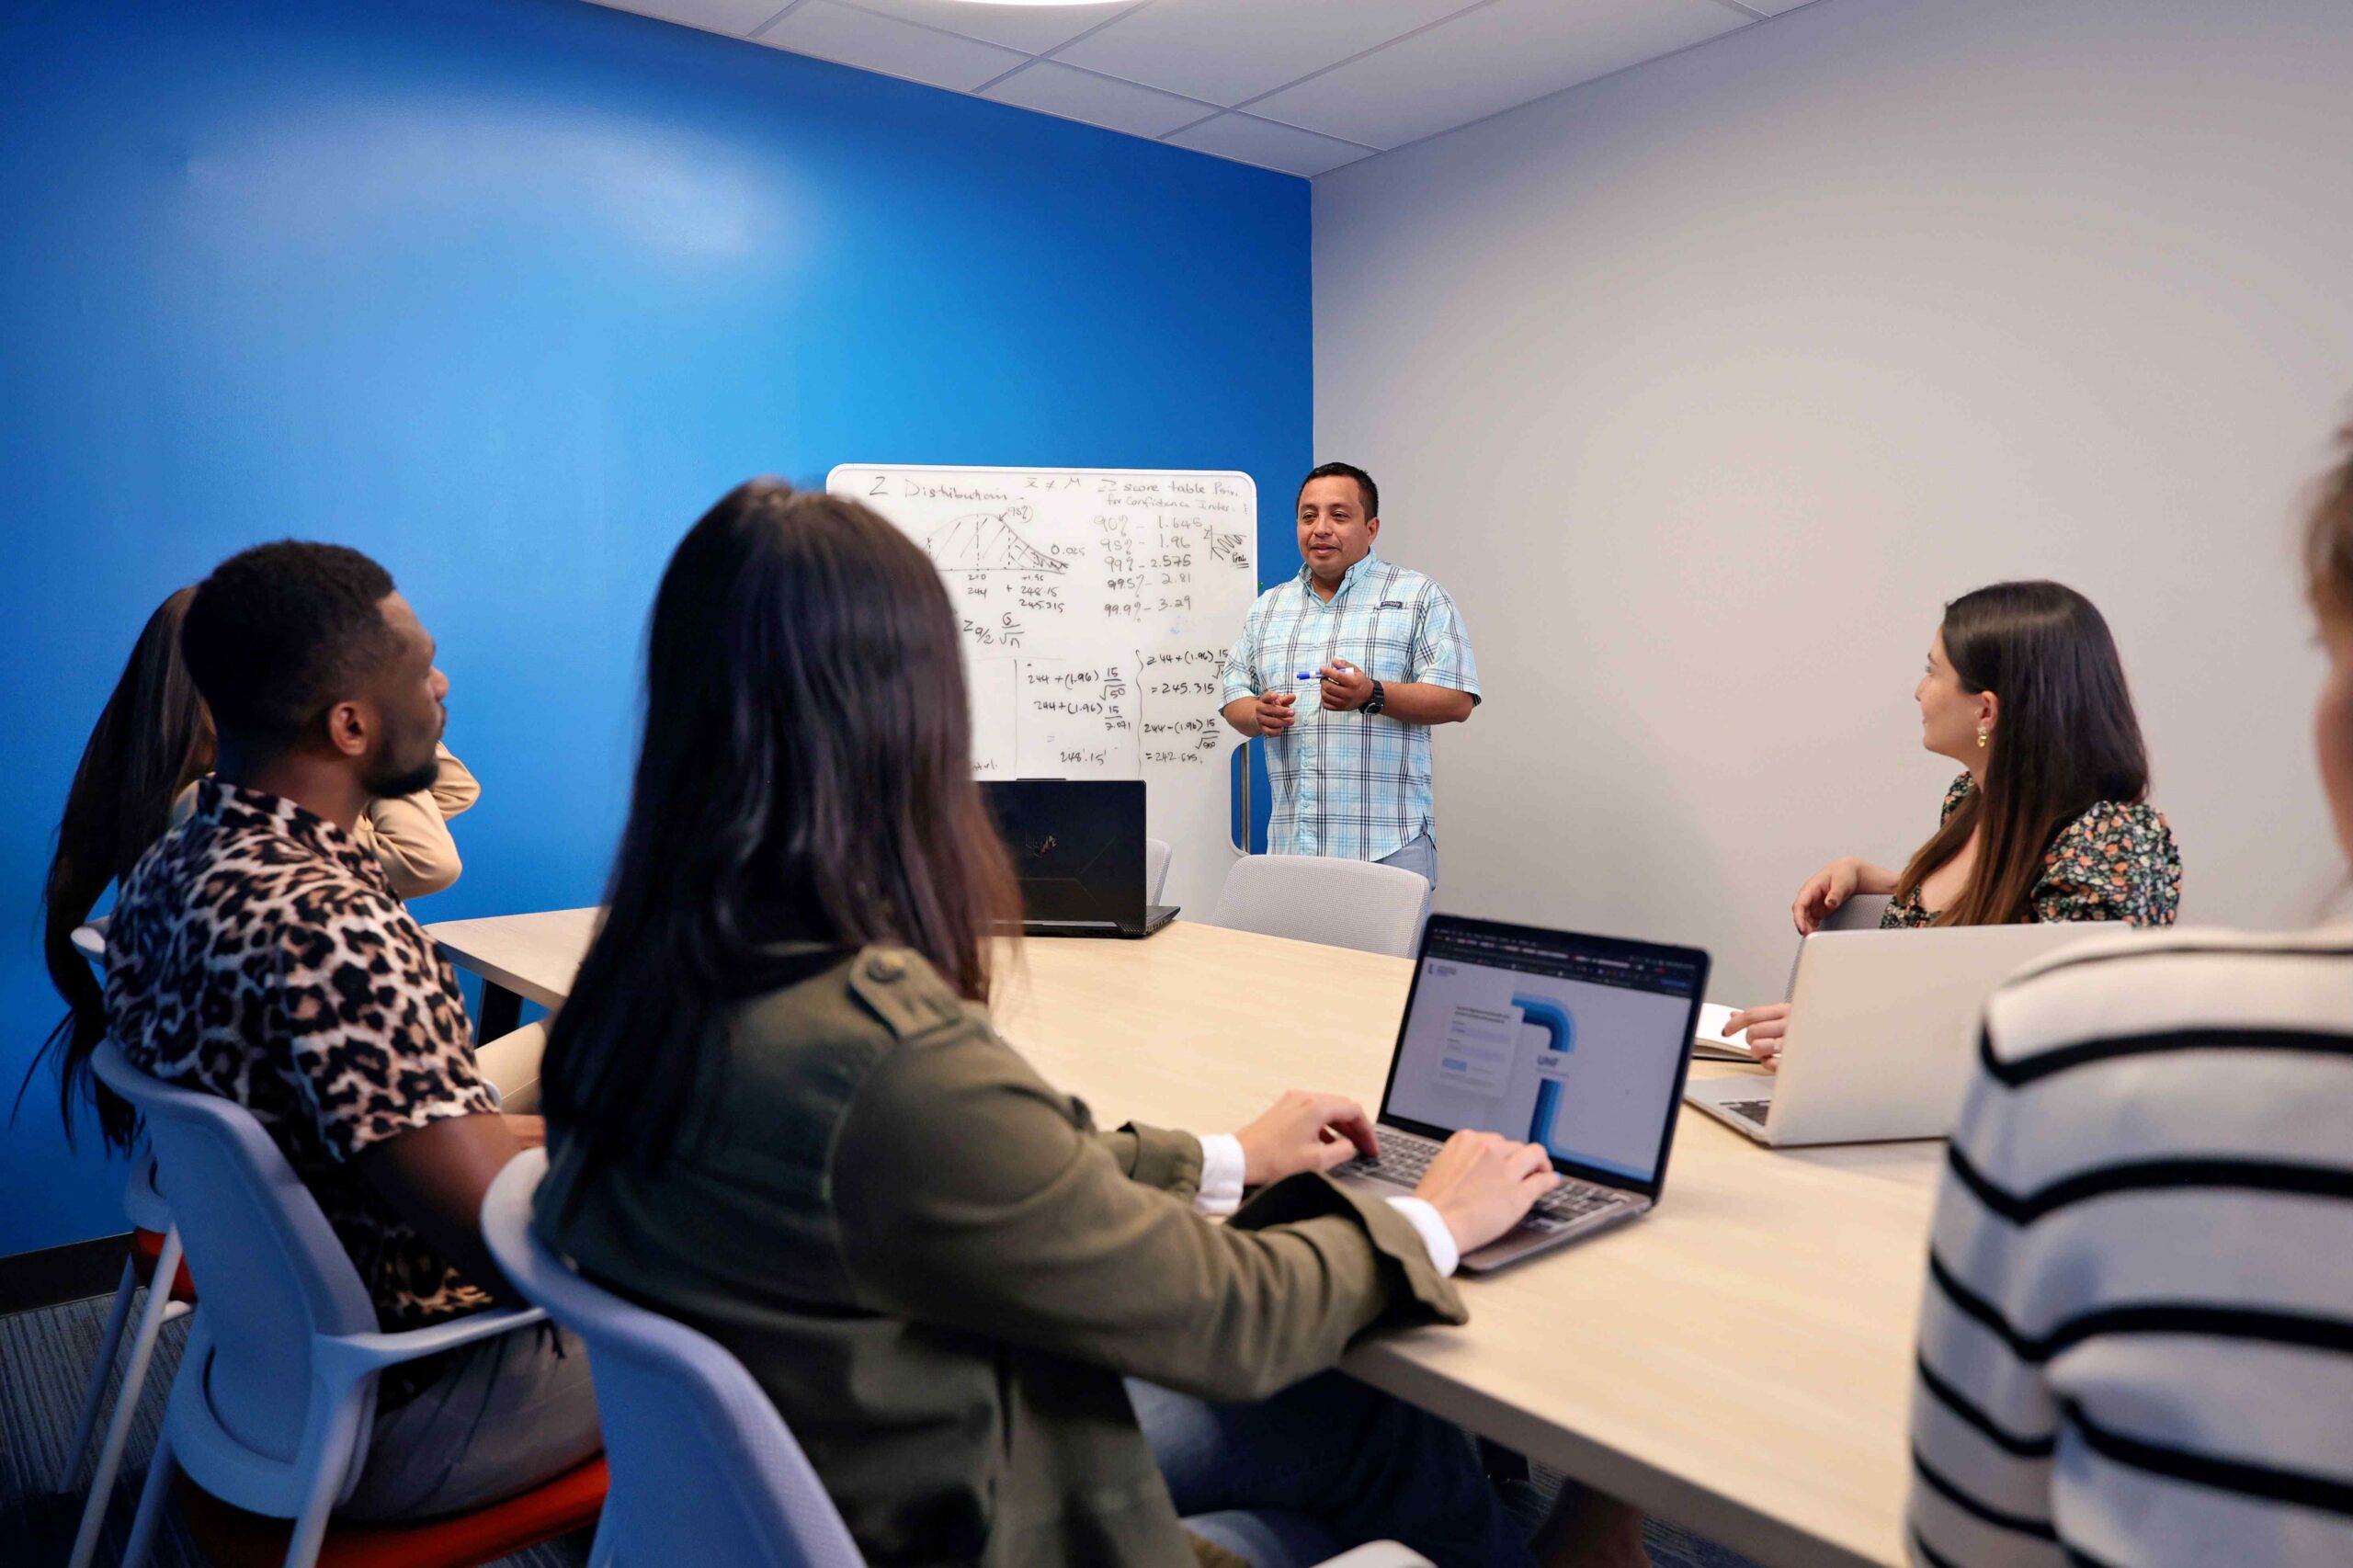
[1377,915,1708,1197]
[982,779,1146,928]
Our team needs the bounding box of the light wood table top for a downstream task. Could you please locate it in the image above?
[427,909,1940,1568]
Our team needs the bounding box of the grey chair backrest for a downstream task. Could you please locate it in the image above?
[481,1152,867,1568]
[1145,837,1174,906]
[1209,855,1432,958]
[90,1041,381,1468]
[1783,892,1894,999]
[1820,892,1892,933]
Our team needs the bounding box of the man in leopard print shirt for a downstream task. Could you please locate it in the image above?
[105,540,599,1519]
[109,779,498,1334]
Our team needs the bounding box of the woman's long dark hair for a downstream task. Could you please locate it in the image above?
[2305,423,2353,621]
[539,481,1021,1181]
[1892,581,2151,926]
[24,587,216,1150]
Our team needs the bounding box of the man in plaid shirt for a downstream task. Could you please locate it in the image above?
[1220,462,1482,889]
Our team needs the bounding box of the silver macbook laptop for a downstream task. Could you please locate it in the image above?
[1332,915,1709,1272]
[1684,922,2109,1146]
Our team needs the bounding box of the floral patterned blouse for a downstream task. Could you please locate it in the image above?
[1881,773,2181,928]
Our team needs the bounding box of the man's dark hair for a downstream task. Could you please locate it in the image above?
[182,540,401,745]
[1297,461,1378,520]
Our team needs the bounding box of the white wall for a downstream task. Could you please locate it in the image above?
[1315,0,2353,1002]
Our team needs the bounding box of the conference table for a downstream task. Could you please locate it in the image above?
[426,909,1942,1568]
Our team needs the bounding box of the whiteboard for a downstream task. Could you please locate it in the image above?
[826,464,1258,920]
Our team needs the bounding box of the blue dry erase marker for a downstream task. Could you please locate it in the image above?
[1293,670,1322,715]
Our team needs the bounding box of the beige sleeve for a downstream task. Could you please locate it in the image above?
[363,746,472,899]
[426,744,481,820]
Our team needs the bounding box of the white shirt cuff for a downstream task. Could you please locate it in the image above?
[1193,1133,1246,1217]
[1383,1196,1460,1278]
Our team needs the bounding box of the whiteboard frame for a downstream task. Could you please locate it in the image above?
[826,461,1260,911]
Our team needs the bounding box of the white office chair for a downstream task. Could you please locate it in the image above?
[1819,892,1893,932]
[480,1151,1430,1568]
[1776,892,1892,1000]
[91,1040,551,1568]
[1209,855,1432,959]
[1145,836,1174,906]
[474,1018,549,1114]
[54,921,196,1568]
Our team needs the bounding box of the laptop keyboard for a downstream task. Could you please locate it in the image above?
[1339,1136,1630,1231]
[1722,1099,1773,1125]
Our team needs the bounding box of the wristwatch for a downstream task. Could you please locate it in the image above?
[1362,678,1387,716]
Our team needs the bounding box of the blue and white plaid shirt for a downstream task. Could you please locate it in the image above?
[1220,551,1482,863]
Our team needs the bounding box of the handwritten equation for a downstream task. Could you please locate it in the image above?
[828,461,1256,915]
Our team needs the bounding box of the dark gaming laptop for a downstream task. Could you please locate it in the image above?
[983,779,1177,938]
[1333,915,1709,1271]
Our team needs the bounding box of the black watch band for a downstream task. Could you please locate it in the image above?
[1363,678,1386,716]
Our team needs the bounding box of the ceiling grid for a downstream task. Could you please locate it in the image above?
[587,0,1823,177]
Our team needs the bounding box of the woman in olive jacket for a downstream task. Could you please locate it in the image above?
[534,482,1593,1568]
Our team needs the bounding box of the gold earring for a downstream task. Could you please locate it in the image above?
[1976,724,1990,749]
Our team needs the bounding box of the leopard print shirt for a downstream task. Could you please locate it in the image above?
[106,779,498,1338]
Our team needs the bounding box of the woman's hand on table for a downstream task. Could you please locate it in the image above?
[1721,1004,1790,1070]
[1233,1090,1381,1185]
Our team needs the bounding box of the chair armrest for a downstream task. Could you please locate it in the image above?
[1313,1546,1435,1568]
[311,1306,548,1387]
[288,1306,551,1514]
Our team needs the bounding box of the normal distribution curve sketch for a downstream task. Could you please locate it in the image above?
[827,464,1258,920]
[927,506,1069,574]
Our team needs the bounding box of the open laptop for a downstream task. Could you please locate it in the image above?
[1332,915,1710,1272]
[1683,923,2107,1146]
[1689,894,1894,1062]
[982,778,1176,938]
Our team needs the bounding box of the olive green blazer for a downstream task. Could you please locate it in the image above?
[536,944,1464,1568]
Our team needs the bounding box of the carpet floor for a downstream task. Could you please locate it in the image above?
[1,1287,1756,1568]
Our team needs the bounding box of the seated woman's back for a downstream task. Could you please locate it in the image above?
[534,484,1541,1568]
[540,938,1447,1563]
[30,586,212,1153]
[1913,923,2353,1564]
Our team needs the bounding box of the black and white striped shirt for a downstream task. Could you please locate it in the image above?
[1909,926,2353,1568]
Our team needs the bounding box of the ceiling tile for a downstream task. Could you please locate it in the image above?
[981,61,1211,140]
[756,0,1029,91]
[1162,112,1375,178]
[827,0,1139,56]
[1249,0,1745,150]
[1056,0,1471,108]
[583,0,789,36]
[1737,0,1824,14]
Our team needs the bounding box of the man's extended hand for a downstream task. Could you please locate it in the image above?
[1320,659,1375,711]
[1254,688,1299,734]
[1233,1090,1381,1185]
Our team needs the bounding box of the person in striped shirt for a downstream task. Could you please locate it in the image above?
[1907,429,2353,1567]
[1219,462,1481,889]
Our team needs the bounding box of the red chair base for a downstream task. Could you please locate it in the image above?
[131,1226,197,1303]
[175,1457,607,1568]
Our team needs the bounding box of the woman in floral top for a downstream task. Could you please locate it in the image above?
[1876,770,2180,928]
[1729,581,2180,1062]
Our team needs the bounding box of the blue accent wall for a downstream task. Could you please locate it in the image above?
[0,0,1310,1257]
